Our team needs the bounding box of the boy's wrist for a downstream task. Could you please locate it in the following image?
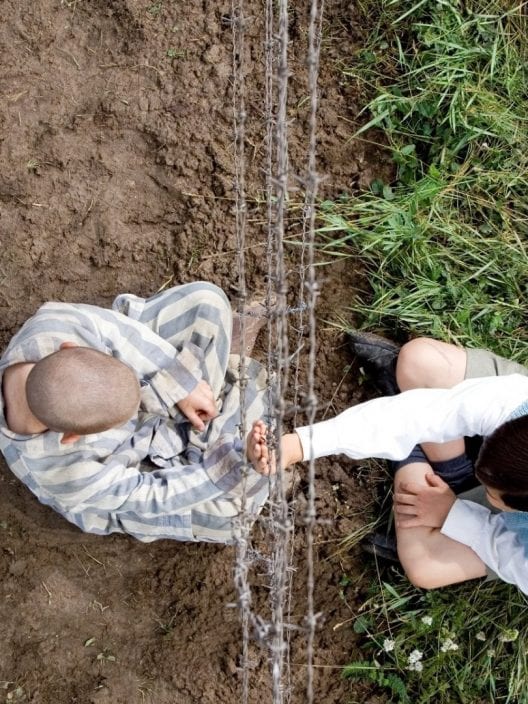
[281,432,304,468]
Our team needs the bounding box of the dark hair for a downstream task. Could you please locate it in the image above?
[475,415,528,512]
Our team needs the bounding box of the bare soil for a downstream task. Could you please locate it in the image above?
[0,2,391,703]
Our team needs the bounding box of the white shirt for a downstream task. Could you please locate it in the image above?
[296,375,528,592]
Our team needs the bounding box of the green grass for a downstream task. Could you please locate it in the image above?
[341,574,528,703]
[319,0,528,360]
[320,0,528,701]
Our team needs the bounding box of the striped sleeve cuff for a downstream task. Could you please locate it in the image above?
[149,343,204,406]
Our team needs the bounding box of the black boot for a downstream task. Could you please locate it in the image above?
[347,330,400,396]
[361,528,399,563]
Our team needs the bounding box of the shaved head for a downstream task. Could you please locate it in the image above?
[26,347,140,434]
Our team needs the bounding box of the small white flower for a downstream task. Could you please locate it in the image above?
[408,649,423,664]
[440,638,459,653]
[476,631,486,642]
[487,648,496,658]
[421,615,433,626]
[383,638,395,653]
[407,660,423,673]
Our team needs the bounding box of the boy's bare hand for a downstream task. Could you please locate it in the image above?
[177,380,218,432]
[247,420,276,476]
[394,472,456,529]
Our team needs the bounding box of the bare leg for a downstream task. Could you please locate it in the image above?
[395,462,487,588]
[396,338,467,461]
[396,337,467,390]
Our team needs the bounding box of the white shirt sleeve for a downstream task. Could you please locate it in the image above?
[295,375,528,461]
[442,500,528,594]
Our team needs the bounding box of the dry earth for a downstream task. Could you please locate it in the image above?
[0,2,391,703]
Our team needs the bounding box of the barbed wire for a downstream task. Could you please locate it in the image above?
[231,2,252,702]
[301,2,324,702]
[231,2,324,702]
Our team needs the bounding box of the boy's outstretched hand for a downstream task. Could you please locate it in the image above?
[394,472,456,529]
[247,420,275,475]
[246,421,304,475]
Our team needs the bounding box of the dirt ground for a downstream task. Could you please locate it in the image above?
[0,2,391,703]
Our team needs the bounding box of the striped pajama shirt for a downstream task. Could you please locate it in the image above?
[0,282,269,543]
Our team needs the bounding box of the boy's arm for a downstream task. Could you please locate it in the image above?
[393,475,528,593]
[295,375,528,462]
[440,501,528,594]
[31,432,265,542]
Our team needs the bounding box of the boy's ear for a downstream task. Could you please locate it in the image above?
[60,432,81,445]
[59,341,78,350]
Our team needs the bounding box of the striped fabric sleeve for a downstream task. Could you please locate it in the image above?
[36,435,258,518]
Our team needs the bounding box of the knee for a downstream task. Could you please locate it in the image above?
[396,337,438,391]
[184,282,231,321]
[193,282,230,309]
[398,546,453,590]
[401,562,439,590]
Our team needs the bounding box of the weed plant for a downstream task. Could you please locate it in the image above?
[320,0,528,360]
[322,0,528,701]
[342,572,528,703]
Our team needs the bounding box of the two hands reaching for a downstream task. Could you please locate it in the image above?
[176,386,302,476]
[246,420,304,476]
[177,383,457,518]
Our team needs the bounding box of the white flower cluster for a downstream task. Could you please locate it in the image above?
[441,638,459,653]
[421,615,433,626]
[476,631,486,642]
[407,649,423,672]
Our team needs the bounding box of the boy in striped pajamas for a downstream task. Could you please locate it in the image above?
[0,282,277,543]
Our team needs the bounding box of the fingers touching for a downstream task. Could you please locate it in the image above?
[247,420,276,476]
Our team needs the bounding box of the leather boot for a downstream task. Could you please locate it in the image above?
[347,329,400,395]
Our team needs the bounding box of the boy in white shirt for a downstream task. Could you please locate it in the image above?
[248,336,528,594]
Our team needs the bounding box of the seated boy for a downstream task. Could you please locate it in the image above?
[250,336,528,594]
[0,282,272,544]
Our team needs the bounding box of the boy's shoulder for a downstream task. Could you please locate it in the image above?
[501,512,528,555]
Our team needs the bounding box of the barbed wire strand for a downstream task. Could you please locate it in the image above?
[231,3,252,703]
[268,2,292,702]
[302,2,324,702]
[265,4,297,703]
[232,2,325,702]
